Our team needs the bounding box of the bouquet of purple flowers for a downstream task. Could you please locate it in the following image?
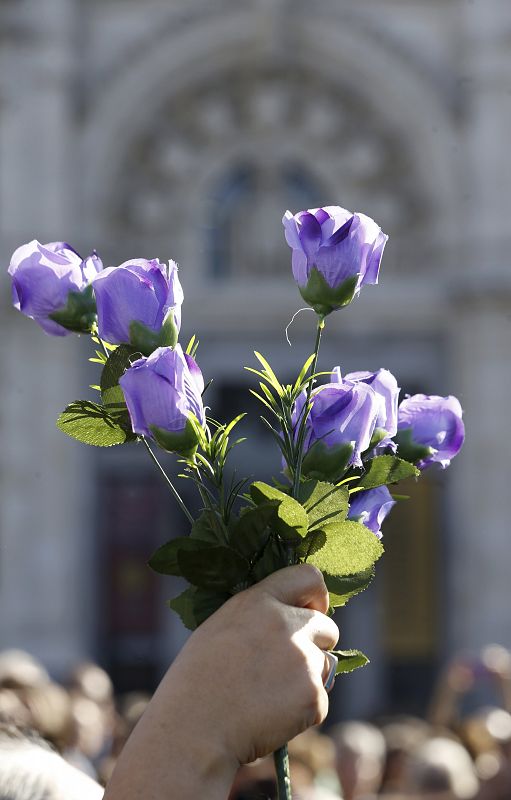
[7,205,464,798]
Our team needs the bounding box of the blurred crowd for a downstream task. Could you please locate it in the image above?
[2,644,511,800]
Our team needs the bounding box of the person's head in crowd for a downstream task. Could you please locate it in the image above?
[461,706,511,758]
[19,682,74,754]
[459,707,511,800]
[404,736,479,800]
[288,728,339,794]
[379,715,432,794]
[68,662,114,708]
[329,720,386,800]
[0,651,49,691]
[0,691,31,730]
[0,721,102,800]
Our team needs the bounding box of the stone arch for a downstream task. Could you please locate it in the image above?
[80,3,461,277]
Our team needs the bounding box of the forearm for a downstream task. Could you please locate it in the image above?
[104,676,238,800]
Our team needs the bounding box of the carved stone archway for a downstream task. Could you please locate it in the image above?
[80,1,461,293]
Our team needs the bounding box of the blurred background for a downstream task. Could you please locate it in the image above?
[1,0,511,737]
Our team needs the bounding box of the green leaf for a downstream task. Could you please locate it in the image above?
[56,401,136,447]
[252,536,288,583]
[308,520,383,578]
[190,510,227,545]
[100,344,140,407]
[298,480,349,530]
[186,334,199,358]
[168,587,198,631]
[193,587,231,626]
[148,537,214,576]
[178,546,250,591]
[253,351,283,397]
[230,504,274,559]
[326,568,375,607]
[297,529,327,560]
[332,649,370,674]
[357,455,419,490]
[293,353,315,394]
[250,482,308,542]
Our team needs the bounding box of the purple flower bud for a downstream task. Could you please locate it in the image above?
[299,372,381,481]
[282,206,388,316]
[397,394,465,469]
[343,368,400,449]
[8,240,101,336]
[348,486,396,538]
[119,345,205,457]
[92,258,183,353]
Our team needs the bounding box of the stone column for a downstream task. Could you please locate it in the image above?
[0,0,94,676]
[447,284,511,652]
[446,0,511,654]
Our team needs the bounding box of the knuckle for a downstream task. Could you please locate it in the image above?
[304,678,328,727]
[300,563,326,587]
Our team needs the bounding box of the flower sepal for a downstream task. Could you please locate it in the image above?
[299,268,358,316]
[395,428,435,465]
[150,415,202,459]
[129,313,179,356]
[368,427,390,450]
[302,441,354,484]
[48,284,97,334]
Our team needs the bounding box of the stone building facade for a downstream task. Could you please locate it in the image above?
[1,0,510,717]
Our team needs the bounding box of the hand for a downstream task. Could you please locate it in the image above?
[104,564,339,800]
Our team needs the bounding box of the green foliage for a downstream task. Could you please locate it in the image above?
[148,536,214,576]
[168,586,231,631]
[100,344,139,408]
[56,401,136,446]
[230,504,274,559]
[178,546,250,592]
[298,480,349,530]
[190,510,228,545]
[308,519,383,578]
[251,536,288,583]
[332,649,370,674]
[57,344,139,447]
[185,334,199,359]
[250,482,309,543]
[326,568,375,608]
[356,455,419,490]
[167,587,198,631]
[193,588,231,627]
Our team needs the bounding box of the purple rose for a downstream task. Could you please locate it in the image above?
[282,206,388,316]
[119,344,205,456]
[397,394,465,469]
[299,371,381,481]
[92,258,183,353]
[8,240,101,336]
[348,486,396,538]
[343,368,400,449]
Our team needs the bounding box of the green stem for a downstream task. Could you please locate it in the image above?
[274,744,292,800]
[142,438,195,525]
[272,320,326,800]
[292,316,325,498]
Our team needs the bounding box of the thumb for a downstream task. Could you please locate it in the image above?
[257,564,330,614]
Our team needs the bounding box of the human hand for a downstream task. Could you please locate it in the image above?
[104,564,339,800]
[173,563,340,764]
